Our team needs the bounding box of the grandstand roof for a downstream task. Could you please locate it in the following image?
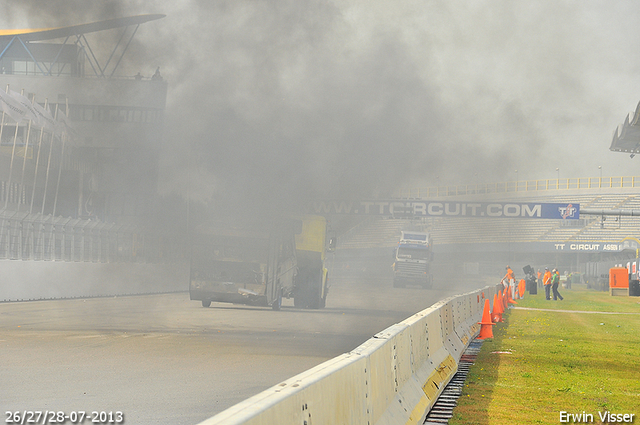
[0,15,165,42]
[611,101,640,155]
[0,14,165,78]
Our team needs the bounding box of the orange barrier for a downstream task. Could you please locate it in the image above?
[518,279,526,299]
[609,267,630,296]
[477,299,494,339]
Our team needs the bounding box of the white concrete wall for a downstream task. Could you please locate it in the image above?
[197,285,501,425]
[0,259,189,300]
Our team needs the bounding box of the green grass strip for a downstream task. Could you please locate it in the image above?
[449,284,640,425]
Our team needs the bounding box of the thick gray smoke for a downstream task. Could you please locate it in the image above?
[4,0,640,217]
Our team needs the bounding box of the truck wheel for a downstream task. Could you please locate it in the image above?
[393,279,405,288]
[202,300,211,308]
[294,269,309,308]
[308,271,323,309]
[422,276,433,289]
[272,289,282,311]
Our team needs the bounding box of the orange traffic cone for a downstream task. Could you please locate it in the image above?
[518,279,526,299]
[492,292,503,322]
[508,288,518,305]
[477,299,494,339]
[502,288,508,310]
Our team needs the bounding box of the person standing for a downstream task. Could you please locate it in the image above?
[537,269,542,289]
[504,266,515,298]
[151,66,162,81]
[543,267,552,300]
[552,269,564,301]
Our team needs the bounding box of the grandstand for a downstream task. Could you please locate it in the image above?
[338,191,640,248]
[338,217,409,249]
[428,193,640,246]
[338,180,640,282]
[0,16,190,302]
[0,15,167,223]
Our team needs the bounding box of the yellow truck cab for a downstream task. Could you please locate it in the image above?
[293,215,331,309]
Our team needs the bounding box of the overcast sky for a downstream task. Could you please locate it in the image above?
[3,0,640,214]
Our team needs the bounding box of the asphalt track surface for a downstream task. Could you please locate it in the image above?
[1,249,487,425]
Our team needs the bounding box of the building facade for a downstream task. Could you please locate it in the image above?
[0,15,167,223]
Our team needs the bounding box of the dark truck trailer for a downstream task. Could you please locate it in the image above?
[393,231,433,288]
[189,219,299,310]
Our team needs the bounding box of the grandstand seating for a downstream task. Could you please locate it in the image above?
[338,217,407,249]
[338,192,640,249]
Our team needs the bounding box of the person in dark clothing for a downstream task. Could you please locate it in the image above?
[552,269,564,301]
[151,66,163,81]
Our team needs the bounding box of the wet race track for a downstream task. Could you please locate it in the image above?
[1,249,487,425]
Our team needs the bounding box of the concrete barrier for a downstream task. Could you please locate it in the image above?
[198,285,501,425]
[0,260,189,300]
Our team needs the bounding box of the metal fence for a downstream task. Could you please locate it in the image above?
[0,209,185,263]
[397,176,640,198]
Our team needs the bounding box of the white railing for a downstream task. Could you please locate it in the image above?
[397,176,640,199]
[0,209,185,263]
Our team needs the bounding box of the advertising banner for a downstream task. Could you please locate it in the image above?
[306,200,580,220]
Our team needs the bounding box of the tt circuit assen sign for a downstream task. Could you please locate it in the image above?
[306,200,580,220]
[553,237,640,252]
